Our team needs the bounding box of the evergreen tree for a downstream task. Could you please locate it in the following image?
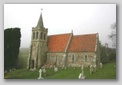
[4,28,21,71]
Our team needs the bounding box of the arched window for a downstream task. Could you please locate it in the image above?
[40,32,43,39]
[36,32,38,39]
[84,55,88,62]
[44,33,46,40]
[33,32,35,39]
[72,54,75,63]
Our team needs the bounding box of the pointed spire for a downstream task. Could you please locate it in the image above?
[36,9,44,28]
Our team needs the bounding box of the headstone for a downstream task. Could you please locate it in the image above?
[78,73,85,79]
[38,69,44,79]
[42,68,46,73]
[100,63,103,68]
[54,66,58,72]
[90,65,93,74]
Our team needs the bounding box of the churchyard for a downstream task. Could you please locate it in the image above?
[4,48,116,79]
[4,62,116,79]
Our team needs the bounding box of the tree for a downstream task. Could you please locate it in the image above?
[108,23,116,48]
[4,28,21,71]
[99,43,108,63]
[100,42,116,63]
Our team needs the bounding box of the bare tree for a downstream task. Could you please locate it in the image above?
[108,23,116,48]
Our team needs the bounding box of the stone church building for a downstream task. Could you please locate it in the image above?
[27,12,100,69]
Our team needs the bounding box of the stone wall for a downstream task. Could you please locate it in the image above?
[67,52,96,67]
[46,52,97,67]
[46,52,66,67]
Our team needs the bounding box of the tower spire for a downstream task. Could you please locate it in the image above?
[36,8,44,28]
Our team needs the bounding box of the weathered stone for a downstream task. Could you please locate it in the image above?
[100,63,103,68]
[28,10,101,70]
[54,66,58,72]
[38,69,44,79]
[78,73,85,79]
[90,65,93,74]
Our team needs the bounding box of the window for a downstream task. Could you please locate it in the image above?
[40,32,43,39]
[36,32,38,39]
[44,33,46,40]
[84,55,88,62]
[33,32,35,39]
[71,54,75,63]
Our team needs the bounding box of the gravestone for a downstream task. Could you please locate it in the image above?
[38,69,44,79]
[90,65,93,74]
[42,67,46,76]
[100,63,103,68]
[54,66,58,72]
[78,73,85,79]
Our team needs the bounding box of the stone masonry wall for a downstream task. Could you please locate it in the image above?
[46,52,97,67]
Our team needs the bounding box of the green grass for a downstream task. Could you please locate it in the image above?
[4,62,116,79]
[4,69,38,79]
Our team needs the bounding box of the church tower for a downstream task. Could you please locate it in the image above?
[27,10,48,69]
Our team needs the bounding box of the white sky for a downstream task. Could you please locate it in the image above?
[4,4,116,48]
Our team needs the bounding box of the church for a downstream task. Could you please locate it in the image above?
[27,11,101,70]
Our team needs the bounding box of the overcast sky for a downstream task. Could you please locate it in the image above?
[4,4,116,48]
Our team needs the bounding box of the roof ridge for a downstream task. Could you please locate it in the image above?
[74,33,98,36]
[48,33,72,36]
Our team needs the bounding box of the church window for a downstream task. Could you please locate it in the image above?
[44,33,46,40]
[36,32,38,39]
[40,32,43,39]
[71,54,75,63]
[84,55,88,62]
[33,32,35,39]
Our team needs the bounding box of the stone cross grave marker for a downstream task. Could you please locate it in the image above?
[38,69,44,79]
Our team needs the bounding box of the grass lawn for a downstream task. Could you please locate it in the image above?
[4,62,116,79]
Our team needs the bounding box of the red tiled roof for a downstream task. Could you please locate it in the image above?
[48,33,71,52]
[68,34,97,52]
